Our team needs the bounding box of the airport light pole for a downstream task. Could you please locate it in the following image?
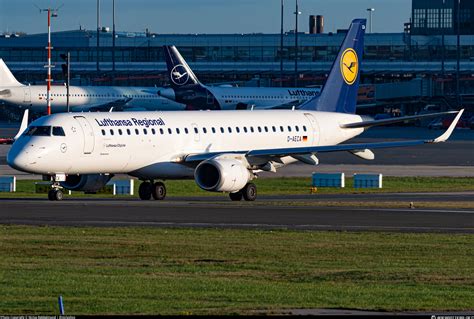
[280,0,284,87]
[60,52,70,112]
[97,0,101,73]
[112,0,116,75]
[367,8,375,33]
[294,0,301,87]
[38,7,60,115]
[456,0,461,107]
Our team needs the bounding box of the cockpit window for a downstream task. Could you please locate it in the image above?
[52,126,66,136]
[25,126,51,136]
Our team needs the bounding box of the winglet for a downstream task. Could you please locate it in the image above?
[14,109,29,140]
[432,109,464,143]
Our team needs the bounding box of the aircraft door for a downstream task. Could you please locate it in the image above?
[74,116,95,154]
[23,87,31,103]
[303,113,320,146]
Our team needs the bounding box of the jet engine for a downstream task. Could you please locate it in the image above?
[194,157,252,192]
[60,174,113,193]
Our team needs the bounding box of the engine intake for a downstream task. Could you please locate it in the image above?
[195,157,251,192]
[61,174,113,193]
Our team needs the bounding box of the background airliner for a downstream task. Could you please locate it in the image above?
[0,59,185,112]
[158,46,321,110]
[7,19,463,201]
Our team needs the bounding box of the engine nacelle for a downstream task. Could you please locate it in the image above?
[60,174,114,193]
[194,156,252,193]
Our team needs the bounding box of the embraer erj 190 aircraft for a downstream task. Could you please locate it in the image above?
[7,19,463,201]
[0,59,184,112]
[158,46,321,110]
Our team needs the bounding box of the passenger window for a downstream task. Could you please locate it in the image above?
[151,128,156,135]
[185,128,189,134]
[168,128,172,134]
[135,129,139,135]
[118,129,123,135]
[303,125,307,132]
[194,127,198,134]
[228,127,232,133]
[264,126,269,132]
[110,129,114,136]
[272,126,276,132]
[220,127,224,133]
[250,127,254,133]
[288,126,292,132]
[176,128,180,134]
[258,127,262,133]
[143,129,147,135]
[212,127,216,134]
[203,128,207,134]
[101,129,106,136]
[127,129,131,135]
[243,127,248,133]
[295,126,299,132]
[160,128,164,134]
[236,127,240,133]
[52,126,65,136]
[280,126,284,132]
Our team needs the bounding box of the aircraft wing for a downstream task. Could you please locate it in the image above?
[183,109,463,164]
[341,110,459,129]
[72,97,133,112]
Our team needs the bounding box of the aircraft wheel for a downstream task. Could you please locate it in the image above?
[242,183,257,201]
[48,189,55,201]
[138,182,152,200]
[152,182,166,200]
[229,191,243,201]
[48,189,63,201]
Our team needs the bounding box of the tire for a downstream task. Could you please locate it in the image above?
[54,189,64,201]
[229,191,243,201]
[138,182,152,200]
[242,183,257,201]
[152,182,166,200]
[48,189,55,201]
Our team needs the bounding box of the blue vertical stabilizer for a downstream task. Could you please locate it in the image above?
[300,19,366,114]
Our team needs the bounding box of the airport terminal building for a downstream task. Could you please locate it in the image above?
[0,0,473,117]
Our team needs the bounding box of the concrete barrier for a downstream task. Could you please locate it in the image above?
[0,176,16,192]
[312,173,345,188]
[353,174,383,189]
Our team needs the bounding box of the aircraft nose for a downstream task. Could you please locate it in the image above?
[6,144,30,172]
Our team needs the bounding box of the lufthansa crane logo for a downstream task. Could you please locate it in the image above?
[170,64,189,86]
[340,48,358,85]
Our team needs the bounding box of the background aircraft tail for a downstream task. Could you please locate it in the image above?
[300,19,366,114]
[163,45,201,88]
[0,59,23,87]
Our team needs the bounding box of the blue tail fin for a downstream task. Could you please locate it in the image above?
[300,19,366,114]
[163,45,201,89]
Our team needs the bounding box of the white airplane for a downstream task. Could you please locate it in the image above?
[158,45,321,110]
[0,58,185,112]
[7,19,464,201]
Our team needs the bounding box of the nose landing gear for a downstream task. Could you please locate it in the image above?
[48,176,65,201]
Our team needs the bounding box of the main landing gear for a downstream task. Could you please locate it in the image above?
[139,181,167,200]
[229,183,257,202]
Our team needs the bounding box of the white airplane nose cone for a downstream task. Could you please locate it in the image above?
[6,148,30,172]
